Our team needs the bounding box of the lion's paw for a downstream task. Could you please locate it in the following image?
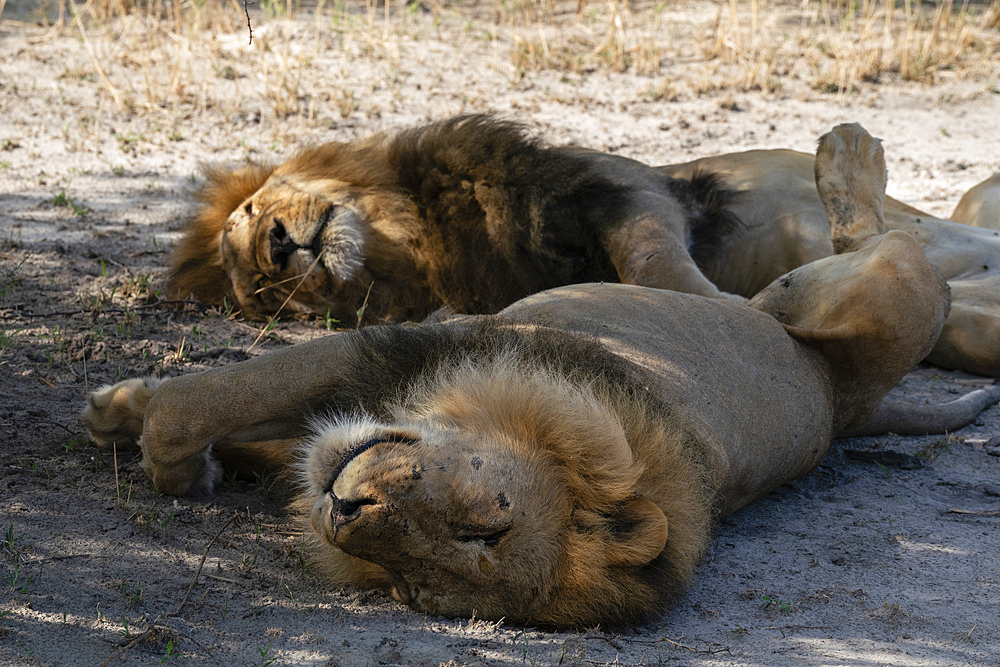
[82,377,161,448]
[815,123,888,253]
[141,444,222,497]
[189,452,223,496]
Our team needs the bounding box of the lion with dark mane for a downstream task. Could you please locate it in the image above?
[168,115,1000,376]
[169,115,736,323]
[87,126,999,629]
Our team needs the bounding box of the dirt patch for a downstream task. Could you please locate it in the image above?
[2,2,999,665]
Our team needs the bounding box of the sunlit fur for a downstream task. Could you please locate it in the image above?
[169,163,275,307]
[82,377,162,447]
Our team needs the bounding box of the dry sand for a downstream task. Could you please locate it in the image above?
[1,2,999,665]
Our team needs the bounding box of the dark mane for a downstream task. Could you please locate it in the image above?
[325,316,681,431]
[669,169,744,270]
[382,116,628,312]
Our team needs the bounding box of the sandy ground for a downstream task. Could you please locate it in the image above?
[2,2,1000,665]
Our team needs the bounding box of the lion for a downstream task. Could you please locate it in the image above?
[168,115,738,323]
[168,115,1000,377]
[85,125,1000,629]
[659,153,1000,376]
[951,173,1000,231]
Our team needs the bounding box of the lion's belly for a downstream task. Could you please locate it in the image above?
[501,283,834,517]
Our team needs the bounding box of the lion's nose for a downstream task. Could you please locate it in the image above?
[330,495,375,528]
[268,219,301,269]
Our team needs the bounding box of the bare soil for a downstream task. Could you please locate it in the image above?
[1,2,999,665]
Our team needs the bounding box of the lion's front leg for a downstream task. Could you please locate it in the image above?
[84,332,387,496]
[603,191,737,300]
[83,373,228,496]
[133,361,322,496]
[83,375,224,496]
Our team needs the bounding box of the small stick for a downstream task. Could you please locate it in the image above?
[113,442,120,506]
[946,507,1000,516]
[243,0,253,44]
[19,299,213,319]
[24,553,105,564]
[169,514,238,618]
[355,281,374,329]
[247,253,323,352]
[68,0,126,109]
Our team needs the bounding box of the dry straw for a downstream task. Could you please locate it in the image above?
[709,0,1000,93]
[36,0,1000,122]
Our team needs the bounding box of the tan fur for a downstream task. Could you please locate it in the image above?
[951,173,1000,231]
[83,378,161,447]
[295,358,712,626]
[83,125,997,629]
[166,115,733,324]
[660,145,1000,376]
[170,164,275,306]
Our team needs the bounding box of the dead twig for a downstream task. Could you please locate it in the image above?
[170,514,238,617]
[247,253,323,352]
[243,0,253,45]
[24,553,108,564]
[67,0,126,110]
[585,634,726,654]
[946,507,1000,516]
[16,299,214,319]
[113,441,120,506]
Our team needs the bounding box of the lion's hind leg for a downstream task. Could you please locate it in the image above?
[82,377,162,448]
[752,123,953,430]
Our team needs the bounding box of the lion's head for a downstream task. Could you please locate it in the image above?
[299,355,711,628]
[168,141,431,323]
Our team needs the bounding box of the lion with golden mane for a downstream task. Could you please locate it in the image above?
[87,126,998,629]
[168,115,1000,376]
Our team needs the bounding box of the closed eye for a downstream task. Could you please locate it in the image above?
[457,527,510,547]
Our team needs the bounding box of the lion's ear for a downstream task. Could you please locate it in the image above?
[604,496,668,567]
[781,322,857,355]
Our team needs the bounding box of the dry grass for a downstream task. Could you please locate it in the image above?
[7,0,998,124]
[22,0,407,126]
[708,0,1000,94]
[508,0,666,75]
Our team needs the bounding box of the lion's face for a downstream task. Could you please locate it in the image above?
[220,176,374,320]
[301,363,678,627]
[304,417,570,621]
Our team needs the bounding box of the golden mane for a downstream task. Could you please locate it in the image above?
[385,352,714,627]
[168,163,275,304]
